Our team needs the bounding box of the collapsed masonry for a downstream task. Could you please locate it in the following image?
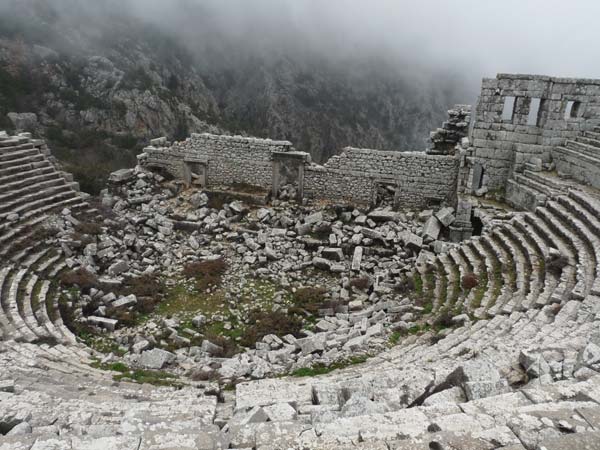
[138,130,462,211]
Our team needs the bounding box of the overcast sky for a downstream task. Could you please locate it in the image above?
[124,0,597,83]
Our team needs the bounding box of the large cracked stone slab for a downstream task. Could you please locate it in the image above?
[423,216,442,240]
[235,379,313,410]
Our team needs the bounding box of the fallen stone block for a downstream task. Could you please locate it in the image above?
[362,228,384,241]
[263,403,298,422]
[109,168,136,183]
[112,294,137,309]
[322,247,344,261]
[304,211,323,224]
[351,246,363,271]
[343,335,366,351]
[139,348,176,370]
[202,340,224,356]
[402,231,423,252]
[87,316,118,331]
[108,260,130,276]
[423,216,442,240]
[313,257,332,271]
[436,207,456,227]
[445,358,507,400]
[296,336,326,355]
[132,340,150,354]
[367,210,397,222]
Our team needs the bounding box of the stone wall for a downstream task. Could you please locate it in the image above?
[140,134,460,210]
[428,105,471,155]
[140,133,293,189]
[304,148,460,209]
[467,74,600,192]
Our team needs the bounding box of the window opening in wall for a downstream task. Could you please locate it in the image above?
[536,99,546,127]
[502,96,516,121]
[571,101,582,118]
[527,98,541,126]
[564,100,575,120]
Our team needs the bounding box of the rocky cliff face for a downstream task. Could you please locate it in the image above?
[0,0,468,193]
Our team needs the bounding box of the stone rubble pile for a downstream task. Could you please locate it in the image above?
[427,104,472,155]
[49,166,481,383]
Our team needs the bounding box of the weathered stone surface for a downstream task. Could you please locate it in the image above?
[139,348,176,369]
[436,207,456,227]
[423,216,442,240]
[87,316,118,331]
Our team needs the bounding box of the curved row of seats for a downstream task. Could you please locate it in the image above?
[418,185,600,322]
[0,133,94,371]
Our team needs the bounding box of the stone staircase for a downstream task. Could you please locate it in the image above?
[553,126,600,189]
[0,133,95,368]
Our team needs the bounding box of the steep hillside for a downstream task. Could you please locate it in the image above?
[0,0,467,193]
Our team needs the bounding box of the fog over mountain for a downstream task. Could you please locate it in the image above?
[0,0,596,193]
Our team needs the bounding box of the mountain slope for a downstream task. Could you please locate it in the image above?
[0,0,468,193]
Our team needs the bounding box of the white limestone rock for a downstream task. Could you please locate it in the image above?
[138,348,176,369]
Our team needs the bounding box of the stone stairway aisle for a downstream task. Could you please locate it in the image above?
[0,133,95,371]
[553,125,600,190]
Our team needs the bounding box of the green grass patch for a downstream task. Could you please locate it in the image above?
[490,262,503,307]
[471,271,488,310]
[388,331,402,346]
[114,369,180,387]
[157,283,226,317]
[413,273,423,295]
[449,265,462,309]
[91,359,181,387]
[290,356,369,377]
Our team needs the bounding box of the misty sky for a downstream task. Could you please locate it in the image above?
[126,0,598,82]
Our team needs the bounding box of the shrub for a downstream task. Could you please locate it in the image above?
[74,221,103,236]
[461,273,479,290]
[240,310,303,348]
[395,276,415,295]
[183,258,228,290]
[547,255,570,277]
[10,225,59,254]
[105,308,137,328]
[349,277,370,291]
[292,287,327,314]
[121,274,164,299]
[432,309,454,330]
[71,232,94,247]
[59,268,98,291]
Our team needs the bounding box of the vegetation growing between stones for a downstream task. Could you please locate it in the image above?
[59,268,99,291]
[290,355,369,377]
[471,271,488,310]
[183,258,228,291]
[91,360,182,387]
